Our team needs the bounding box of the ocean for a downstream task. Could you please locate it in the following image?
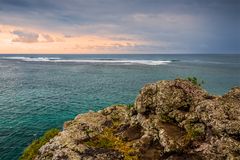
[0,54,239,160]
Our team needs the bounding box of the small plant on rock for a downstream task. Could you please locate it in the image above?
[19,128,60,160]
[186,76,204,86]
[126,103,134,109]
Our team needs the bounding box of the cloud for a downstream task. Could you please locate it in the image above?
[0,24,146,53]
[10,29,56,43]
[41,34,54,42]
[0,0,239,53]
[12,30,39,43]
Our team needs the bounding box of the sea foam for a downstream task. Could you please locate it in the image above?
[1,57,172,65]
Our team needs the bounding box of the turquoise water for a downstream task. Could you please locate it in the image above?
[0,54,239,160]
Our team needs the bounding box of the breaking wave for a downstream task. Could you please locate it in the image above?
[1,57,172,65]
[1,57,61,61]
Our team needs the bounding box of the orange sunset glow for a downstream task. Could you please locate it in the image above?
[0,25,146,54]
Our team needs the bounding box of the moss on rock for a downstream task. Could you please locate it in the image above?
[19,128,60,160]
[84,125,139,160]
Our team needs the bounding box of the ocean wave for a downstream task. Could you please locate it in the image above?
[0,57,172,65]
[1,57,61,61]
[55,59,172,65]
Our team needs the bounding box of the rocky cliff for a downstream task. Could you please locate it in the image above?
[35,79,240,160]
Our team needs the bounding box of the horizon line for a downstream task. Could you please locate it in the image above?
[0,53,239,55]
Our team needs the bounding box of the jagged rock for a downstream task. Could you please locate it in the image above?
[134,79,208,116]
[34,79,240,160]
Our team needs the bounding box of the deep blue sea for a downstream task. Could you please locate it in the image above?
[0,54,239,160]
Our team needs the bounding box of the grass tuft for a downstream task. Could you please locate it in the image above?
[19,128,60,160]
[126,103,134,109]
[185,76,204,86]
[84,125,138,160]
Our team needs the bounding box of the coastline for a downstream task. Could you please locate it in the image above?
[1,54,239,159]
[21,79,240,160]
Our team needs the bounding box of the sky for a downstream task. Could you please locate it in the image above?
[0,0,239,54]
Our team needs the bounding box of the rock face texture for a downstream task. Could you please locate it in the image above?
[35,79,240,160]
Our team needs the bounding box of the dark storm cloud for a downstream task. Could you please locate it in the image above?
[0,0,239,53]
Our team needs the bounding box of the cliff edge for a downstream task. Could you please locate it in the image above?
[34,79,240,160]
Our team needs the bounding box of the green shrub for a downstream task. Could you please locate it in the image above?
[186,76,204,86]
[19,128,60,160]
[126,103,134,109]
